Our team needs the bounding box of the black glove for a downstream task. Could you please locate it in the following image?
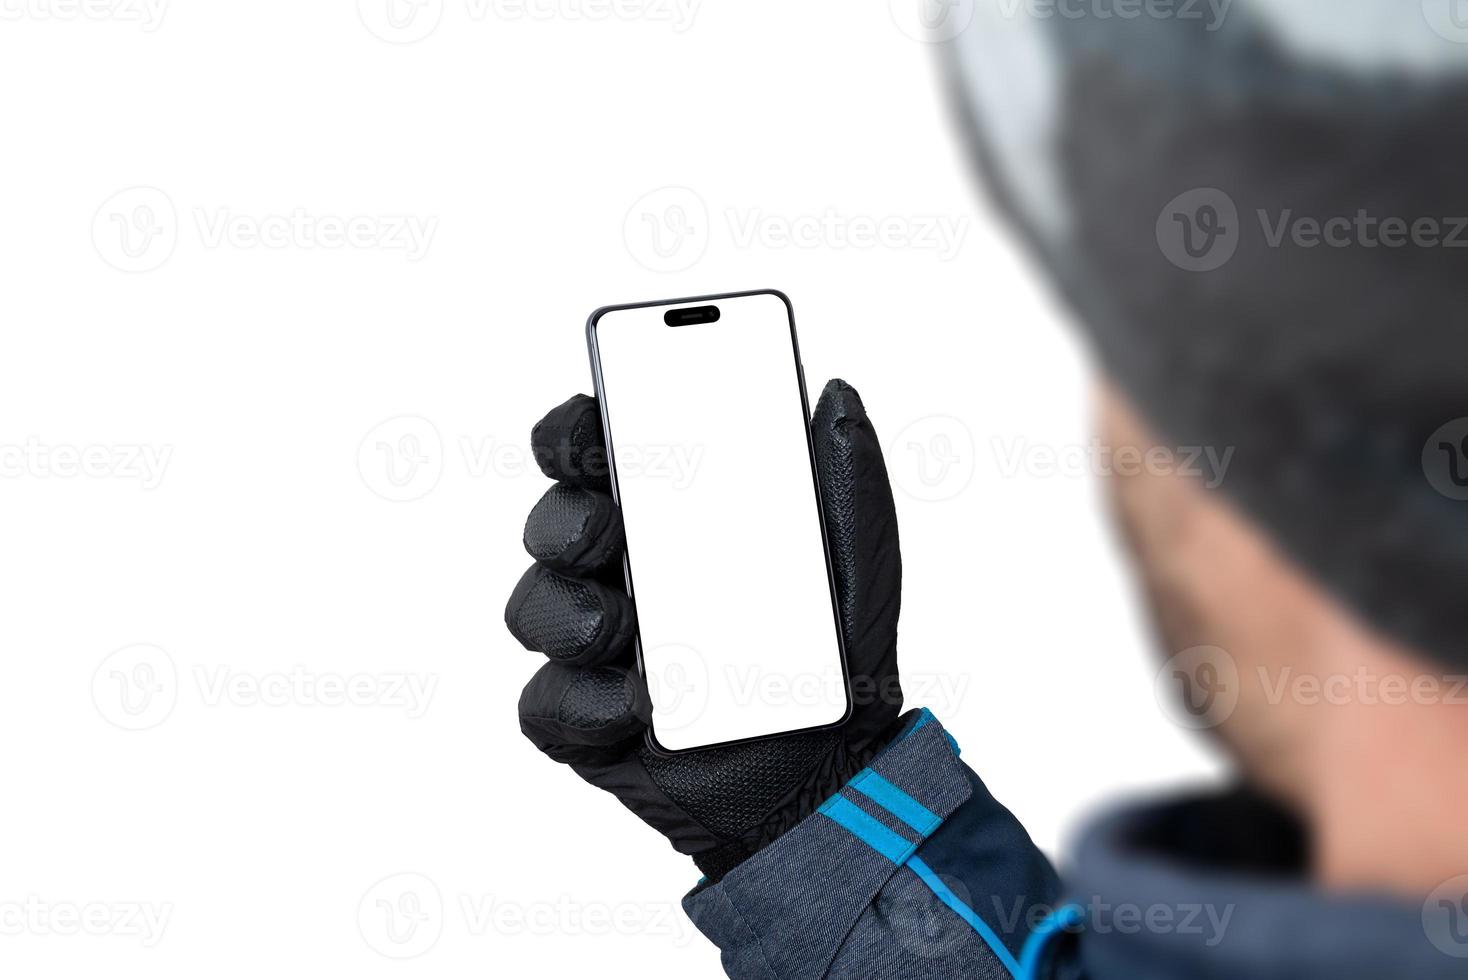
[506,379,904,882]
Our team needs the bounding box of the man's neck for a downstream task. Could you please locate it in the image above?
[1304,631,1468,897]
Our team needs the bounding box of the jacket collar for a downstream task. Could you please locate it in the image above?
[1065,789,1466,979]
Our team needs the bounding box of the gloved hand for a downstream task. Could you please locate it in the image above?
[505,379,904,882]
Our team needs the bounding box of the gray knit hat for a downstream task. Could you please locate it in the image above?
[944,1,1468,666]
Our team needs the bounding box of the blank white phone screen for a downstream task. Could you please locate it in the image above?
[591,293,848,752]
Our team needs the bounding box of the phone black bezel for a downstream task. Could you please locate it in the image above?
[585,288,855,757]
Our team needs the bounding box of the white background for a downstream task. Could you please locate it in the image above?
[0,1,1220,976]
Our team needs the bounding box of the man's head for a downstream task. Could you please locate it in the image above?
[1098,382,1468,893]
[945,2,1468,891]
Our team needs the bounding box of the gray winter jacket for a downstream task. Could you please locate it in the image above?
[684,711,1463,978]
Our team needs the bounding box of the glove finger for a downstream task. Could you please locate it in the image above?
[531,394,612,491]
[523,482,624,576]
[519,661,649,759]
[810,379,903,723]
[505,564,636,667]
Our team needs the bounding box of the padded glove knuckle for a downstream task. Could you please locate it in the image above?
[560,667,639,729]
[523,483,623,575]
[531,394,611,490]
[518,662,648,755]
[504,565,634,666]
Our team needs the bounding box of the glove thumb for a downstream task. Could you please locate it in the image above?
[810,379,902,736]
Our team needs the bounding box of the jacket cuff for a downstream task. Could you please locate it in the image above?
[683,710,970,980]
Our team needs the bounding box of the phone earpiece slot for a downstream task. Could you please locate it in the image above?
[664,305,720,326]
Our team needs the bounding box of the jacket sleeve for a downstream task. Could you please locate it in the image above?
[682,711,1076,979]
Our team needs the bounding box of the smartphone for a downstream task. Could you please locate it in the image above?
[587,290,851,754]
